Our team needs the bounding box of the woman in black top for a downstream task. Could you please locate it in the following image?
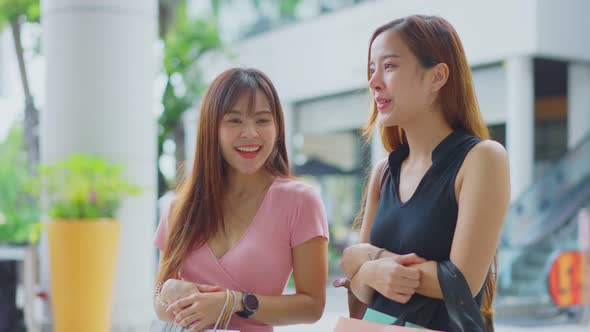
[340,15,510,331]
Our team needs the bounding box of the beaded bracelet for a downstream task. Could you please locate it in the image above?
[213,289,230,330]
[154,281,169,309]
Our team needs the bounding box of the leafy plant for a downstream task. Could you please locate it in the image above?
[29,155,142,219]
[0,126,40,243]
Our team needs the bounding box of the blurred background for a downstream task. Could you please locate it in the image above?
[0,0,589,331]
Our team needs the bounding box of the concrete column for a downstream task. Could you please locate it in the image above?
[370,128,387,167]
[506,56,535,200]
[41,0,158,330]
[568,62,590,149]
[182,109,199,173]
[282,101,295,158]
[0,30,6,97]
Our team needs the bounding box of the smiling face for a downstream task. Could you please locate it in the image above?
[218,89,277,175]
[368,29,437,127]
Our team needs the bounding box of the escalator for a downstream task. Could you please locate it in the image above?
[496,133,590,322]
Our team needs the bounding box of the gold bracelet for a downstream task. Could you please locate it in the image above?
[224,290,237,329]
[214,289,230,330]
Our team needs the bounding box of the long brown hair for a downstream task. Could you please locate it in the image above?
[358,15,495,330]
[157,68,290,284]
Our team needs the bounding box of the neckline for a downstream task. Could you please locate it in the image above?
[390,131,459,206]
[206,178,278,262]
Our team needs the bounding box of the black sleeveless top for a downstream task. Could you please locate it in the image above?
[369,130,484,330]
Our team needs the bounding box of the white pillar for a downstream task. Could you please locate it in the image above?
[182,109,199,173]
[568,62,590,149]
[283,102,295,158]
[506,56,535,199]
[41,1,158,331]
[370,129,387,167]
[0,30,6,97]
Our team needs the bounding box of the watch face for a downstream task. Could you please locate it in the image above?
[244,293,259,311]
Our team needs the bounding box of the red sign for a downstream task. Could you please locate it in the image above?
[548,251,590,307]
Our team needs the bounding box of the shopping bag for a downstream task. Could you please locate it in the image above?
[334,317,437,332]
[149,319,239,331]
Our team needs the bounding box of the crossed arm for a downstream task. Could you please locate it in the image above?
[342,141,510,304]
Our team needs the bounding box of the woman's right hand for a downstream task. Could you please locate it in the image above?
[367,253,426,304]
[161,279,222,308]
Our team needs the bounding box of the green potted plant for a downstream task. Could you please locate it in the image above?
[30,154,140,332]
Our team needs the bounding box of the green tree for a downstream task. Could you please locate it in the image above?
[0,0,41,176]
[157,0,220,194]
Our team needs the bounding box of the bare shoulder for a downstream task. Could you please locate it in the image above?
[459,140,510,202]
[375,156,389,174]
[368,157,389,194]
[456,140,511,217]
[372,157,389,182]
[464,140,508,172]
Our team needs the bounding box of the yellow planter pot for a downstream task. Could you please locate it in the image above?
[48,220,120,332]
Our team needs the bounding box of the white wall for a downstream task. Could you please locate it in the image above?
[536,0,590,62]
[199,0,539,104]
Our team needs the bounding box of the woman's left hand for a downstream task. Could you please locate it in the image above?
[341,243,379,279]
[166,291,228,331]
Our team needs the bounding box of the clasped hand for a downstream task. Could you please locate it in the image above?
[161,279,226,330]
